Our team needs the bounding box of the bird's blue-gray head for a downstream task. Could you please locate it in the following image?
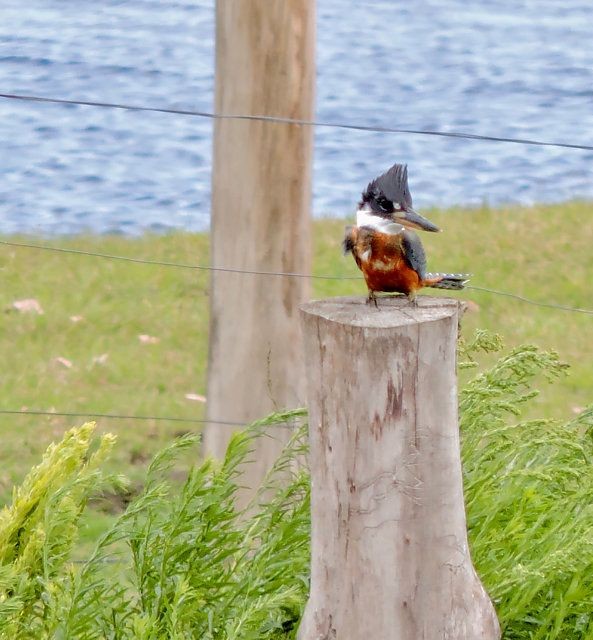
[359,163,440,232]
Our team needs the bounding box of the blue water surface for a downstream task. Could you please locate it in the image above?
[0,0,592,235]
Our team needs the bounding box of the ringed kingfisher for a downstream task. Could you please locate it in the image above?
[343,163,469,306]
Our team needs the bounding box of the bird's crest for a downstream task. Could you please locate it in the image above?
[362,163,413,208]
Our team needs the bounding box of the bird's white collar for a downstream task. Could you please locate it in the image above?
[356,205,404,235]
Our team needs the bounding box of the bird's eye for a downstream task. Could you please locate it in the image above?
[376,196,393,212]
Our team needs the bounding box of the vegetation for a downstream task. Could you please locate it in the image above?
[0,201,592,637]
[459,332,593,638]
[0,336,593,638]
[0,412,309,640]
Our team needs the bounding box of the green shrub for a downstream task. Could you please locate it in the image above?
[0,412,308,640]
[460,334,593,639]
[2,336,593,639]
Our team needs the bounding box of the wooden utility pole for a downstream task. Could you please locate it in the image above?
[298,296,500,639]
[204,1,315,489]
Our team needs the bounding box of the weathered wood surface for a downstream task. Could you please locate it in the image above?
[298,296,500,640]
[204,0,315,490]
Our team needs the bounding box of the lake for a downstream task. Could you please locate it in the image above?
[0,0,592,235]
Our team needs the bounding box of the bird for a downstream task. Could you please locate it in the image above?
[343,163,469,306]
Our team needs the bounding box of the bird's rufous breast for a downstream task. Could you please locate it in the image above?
[356,231,422,296]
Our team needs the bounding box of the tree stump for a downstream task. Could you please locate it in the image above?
[298,296,500,640]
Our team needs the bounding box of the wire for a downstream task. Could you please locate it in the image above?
[466,285,593,316]
[2,92,593,152]
[3,239,593,315]
[71,559,123,565]
[0,409,244,426]
[0,239,358,279]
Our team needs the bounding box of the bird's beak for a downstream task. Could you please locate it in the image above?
[394,207,440,232]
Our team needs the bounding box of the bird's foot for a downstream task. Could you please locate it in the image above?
[407,292,419,306]
[366,291,379,308]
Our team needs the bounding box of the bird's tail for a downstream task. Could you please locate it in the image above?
[424,273,470,290]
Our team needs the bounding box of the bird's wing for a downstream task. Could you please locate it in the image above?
[401,230,427,279]
[342,225,356,255]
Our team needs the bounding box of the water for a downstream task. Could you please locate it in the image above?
[0,0,592,235]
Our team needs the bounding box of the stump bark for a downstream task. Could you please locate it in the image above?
[298,296,500,640]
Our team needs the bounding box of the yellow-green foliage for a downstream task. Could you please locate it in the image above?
[0,423,117,638]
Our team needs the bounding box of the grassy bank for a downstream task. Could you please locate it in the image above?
[0,201,592,508]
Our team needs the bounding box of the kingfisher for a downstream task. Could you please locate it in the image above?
[343,163,469,306]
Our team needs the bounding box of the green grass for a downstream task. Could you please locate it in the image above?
[0,200,592,509]
[0,233,210,502]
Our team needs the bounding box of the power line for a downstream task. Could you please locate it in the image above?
[2,92,593,152]
[0,409,243,426]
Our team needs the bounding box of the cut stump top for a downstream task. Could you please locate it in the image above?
[300,295,460,329]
